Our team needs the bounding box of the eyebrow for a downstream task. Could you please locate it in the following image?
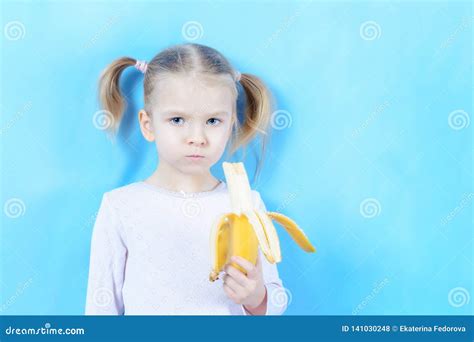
[161,110,229,117]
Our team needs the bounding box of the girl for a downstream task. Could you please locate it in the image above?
[85,43,288,315]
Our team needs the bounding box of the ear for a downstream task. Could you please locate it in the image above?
[138,109,155,142]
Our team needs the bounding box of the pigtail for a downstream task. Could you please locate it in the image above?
[97,57,137,137]
[230,73,274,181]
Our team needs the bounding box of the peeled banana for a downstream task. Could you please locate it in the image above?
[209,162,316,282]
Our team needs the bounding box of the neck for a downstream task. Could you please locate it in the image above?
[145,161,221,193]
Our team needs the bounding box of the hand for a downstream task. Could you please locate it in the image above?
[222,253,266,309]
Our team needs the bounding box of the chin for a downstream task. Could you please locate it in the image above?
[179,163,210,173]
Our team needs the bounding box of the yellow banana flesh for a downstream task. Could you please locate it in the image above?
[209,213,259,281]
[209,162,316,282]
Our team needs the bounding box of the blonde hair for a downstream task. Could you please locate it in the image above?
[98,43,274,181]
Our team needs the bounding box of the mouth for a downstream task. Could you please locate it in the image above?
[186,155,205,159]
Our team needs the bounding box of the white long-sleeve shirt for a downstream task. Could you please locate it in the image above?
[85,180,288,315]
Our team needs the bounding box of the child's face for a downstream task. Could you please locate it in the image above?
[140,74,236,175]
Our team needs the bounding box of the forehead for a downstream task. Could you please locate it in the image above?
[152,73,235,116]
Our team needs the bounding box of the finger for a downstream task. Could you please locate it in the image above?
[231,256,256,277]
[224,273,246,294]
[248,253,261,279]
[225,264,249,286]
[224,284,241,304]
[223,283,238,301]
[256,251,262,271]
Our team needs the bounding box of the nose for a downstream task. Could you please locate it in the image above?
[186,124,207,146]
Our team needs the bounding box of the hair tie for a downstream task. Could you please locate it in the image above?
[234,70,241,82]
[135,60,148,74]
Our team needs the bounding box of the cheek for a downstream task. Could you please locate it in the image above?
[210,126,232,147]
[154,126,180,154]
[206,129,232,162]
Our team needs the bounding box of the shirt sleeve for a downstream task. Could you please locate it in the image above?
[85,193,128,315]
[240,191,288,316]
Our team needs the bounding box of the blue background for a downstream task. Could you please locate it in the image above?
[1,0,472,315]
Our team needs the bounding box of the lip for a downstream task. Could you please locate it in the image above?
[186,155,205,160]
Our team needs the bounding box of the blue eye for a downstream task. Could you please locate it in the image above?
[207,118,221,126]
[170,117,184,126]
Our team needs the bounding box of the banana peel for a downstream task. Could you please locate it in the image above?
[209,162,316,282]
